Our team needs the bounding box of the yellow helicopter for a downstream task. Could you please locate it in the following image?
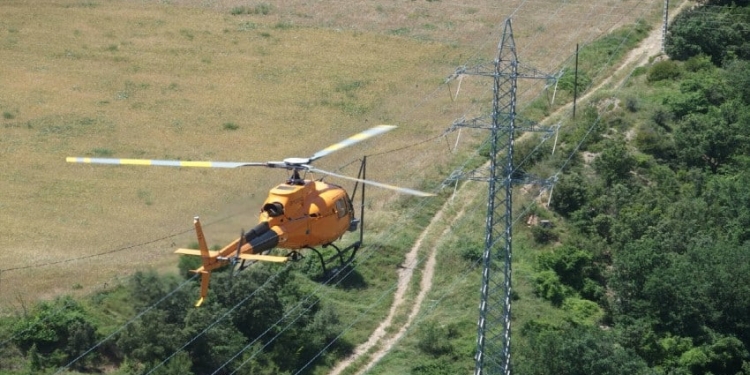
[67,125,433,306]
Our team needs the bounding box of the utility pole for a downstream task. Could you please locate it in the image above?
[662,0,670,53]
[446,19,556,375]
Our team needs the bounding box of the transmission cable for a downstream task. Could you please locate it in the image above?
[26,1,668,374]
[0,208,245,274]
[199,188,445,374]
[171,1,666,373]
[143,262,292,375]
[288,1,666,372]
[52,274,199,375]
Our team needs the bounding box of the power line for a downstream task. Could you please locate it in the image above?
[3,1,678,374]
[53,274,199,375]
[0,209,244,274]
[145,144,455,373]
[289,2,671,373]
[143,263,293,375]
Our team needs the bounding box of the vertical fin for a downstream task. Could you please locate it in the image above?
[195,217,210,262]
[196,272,210,307]
[194,216,212,307]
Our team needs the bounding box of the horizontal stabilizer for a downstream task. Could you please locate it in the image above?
[175,248,220,257]
[237,254,289,263]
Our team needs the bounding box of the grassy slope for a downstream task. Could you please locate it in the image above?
[0,0,459,308]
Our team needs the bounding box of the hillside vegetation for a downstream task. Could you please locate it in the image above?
[7,0,750,374]
[513,2,750,374]
[370,1,750,373]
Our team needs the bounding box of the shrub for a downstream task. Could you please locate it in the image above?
[222,122,239,130]
[531,224,557,244]
[534,270,567,306]
[647,60,681,82]
[12,297,100,368]
[556,69,593,94]
[417,322,457,356]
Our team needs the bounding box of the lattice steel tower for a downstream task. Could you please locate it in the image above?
[449,19,555,375]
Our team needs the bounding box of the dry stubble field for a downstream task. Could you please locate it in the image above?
[0,0,665,309]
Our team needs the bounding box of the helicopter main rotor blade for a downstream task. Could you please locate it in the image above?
[308,167,435,197]
[66,157,268,168]
[309,125,396,162]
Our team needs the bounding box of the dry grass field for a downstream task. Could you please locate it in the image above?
[0,0,666,310]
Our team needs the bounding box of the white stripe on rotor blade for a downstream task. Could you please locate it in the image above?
[309,167,435,197]
[310,125,396,160]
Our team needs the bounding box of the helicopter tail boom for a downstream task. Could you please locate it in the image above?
[174,218,289,306]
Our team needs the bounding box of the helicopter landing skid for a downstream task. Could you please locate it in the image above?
[301,241,361,277]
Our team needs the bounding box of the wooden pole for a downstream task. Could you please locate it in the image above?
[662,0,670,53]
[573,43,579,119]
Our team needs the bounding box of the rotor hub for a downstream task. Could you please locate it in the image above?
[283,157,310,166]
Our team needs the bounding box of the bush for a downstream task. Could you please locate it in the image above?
[549,173,588,217]
[563,298,604,326]
[417,322,457,356]
[683,54,714,73]
[634,123,675,160]
[592,139,635,186]
[534,270,567,306]
[230,4,272,15]
[647,60,681,82]
[556,69,593,94]
[12,296,100,369]
[531,224,557,244]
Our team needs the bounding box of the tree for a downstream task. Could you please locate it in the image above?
[593,139,635,186]
[674,107,739,173]
[11,296,100,368]
[153,351,194,375]
[725,59,750,105]
[182,305,247,375]
[666,4,750,65]
[549,173,588,217]
[679,335,750,375]
[212,268,286,342]
[516,325,654,375]
[116,309,185,367]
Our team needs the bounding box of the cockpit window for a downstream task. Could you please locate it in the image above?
[335,199,348,218]
[263,202,284,217]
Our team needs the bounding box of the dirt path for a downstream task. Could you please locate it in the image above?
[547,0,691,117]
[328,3,688,373]
[328,187,474,375]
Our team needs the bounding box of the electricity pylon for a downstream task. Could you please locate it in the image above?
[447,18,556,375]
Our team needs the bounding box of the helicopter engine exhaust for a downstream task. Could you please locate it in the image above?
[243,222,279,254]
